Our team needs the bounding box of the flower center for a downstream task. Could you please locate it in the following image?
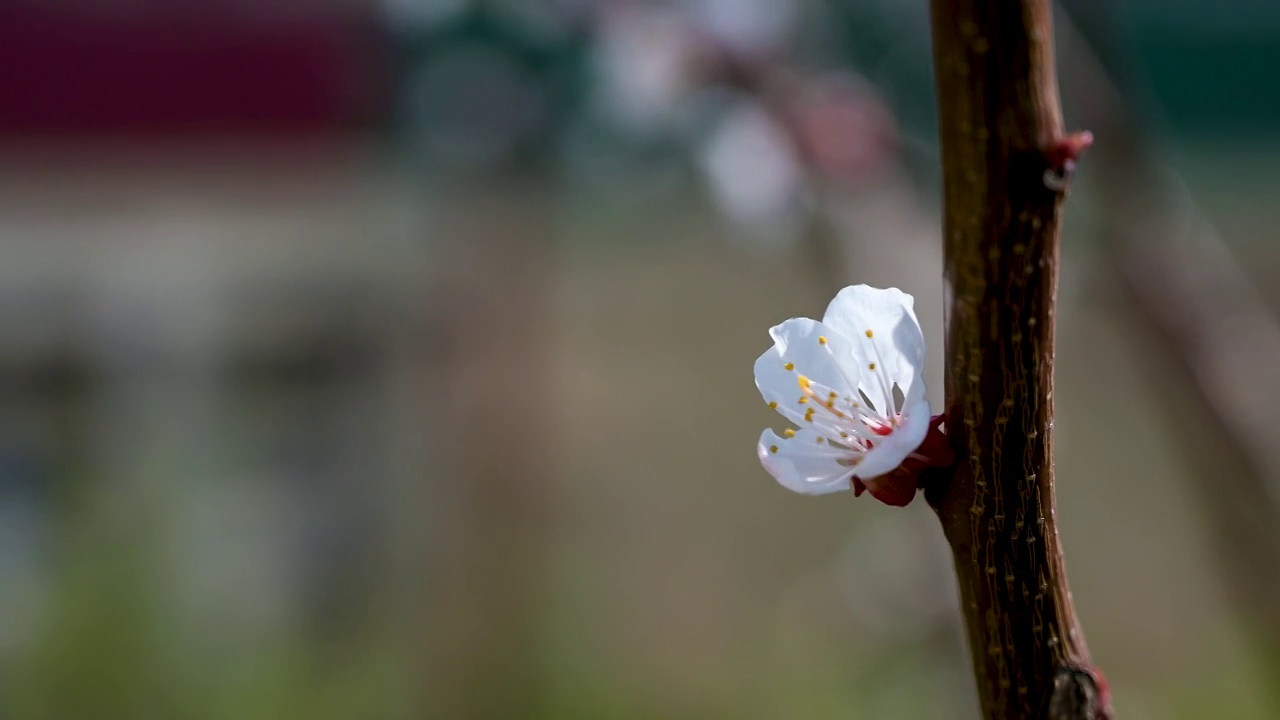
[795,373,896,449]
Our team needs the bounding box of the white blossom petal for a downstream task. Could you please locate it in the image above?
[754,318,865,435]
[822,285,926,413]
[758,427,855,495]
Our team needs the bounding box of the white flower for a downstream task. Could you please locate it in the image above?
[755,285,930,496]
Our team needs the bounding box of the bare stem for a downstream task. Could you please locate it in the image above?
[927,1,1104,717]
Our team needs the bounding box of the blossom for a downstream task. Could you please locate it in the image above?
[754,285,941,505]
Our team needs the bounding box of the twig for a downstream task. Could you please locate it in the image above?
[927,1,1105,717]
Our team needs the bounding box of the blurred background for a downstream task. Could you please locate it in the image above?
[1,0,1278,718]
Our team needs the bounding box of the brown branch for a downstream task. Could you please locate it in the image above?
[927,2,1104,718]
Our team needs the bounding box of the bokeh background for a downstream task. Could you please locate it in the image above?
[1,1,1279,718]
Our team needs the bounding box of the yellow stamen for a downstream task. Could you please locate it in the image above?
[769,445,779,454]
[865,329,873,338]
[868,363,877,371]
[767,401,778,409]
[818,336,827,345]
[784,429,796,438]
[784,362,794,371]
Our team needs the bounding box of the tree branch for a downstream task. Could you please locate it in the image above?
[927,2,1104,717]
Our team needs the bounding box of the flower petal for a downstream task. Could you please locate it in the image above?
[757,428,855,495]
[850,398,931,479]
[754,317,864,433]
[822,285,926,413]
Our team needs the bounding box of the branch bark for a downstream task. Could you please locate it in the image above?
[927,2,1104,717]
